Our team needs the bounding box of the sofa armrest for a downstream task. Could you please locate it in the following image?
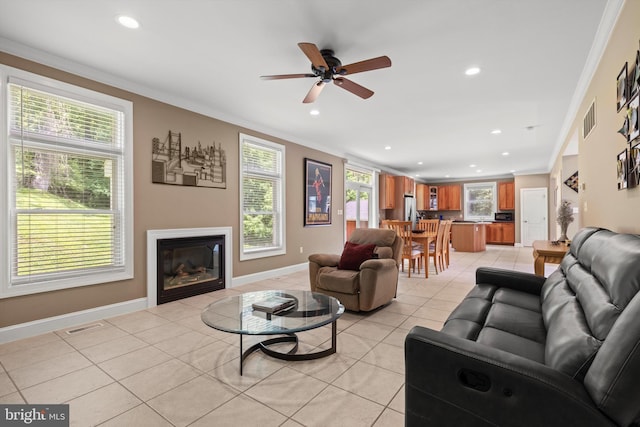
[359,258,397,271]
[308,253,340,267]
[476,266,546,296]
[405,326,614,427]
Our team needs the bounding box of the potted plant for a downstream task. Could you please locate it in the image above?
[557,199,574,242]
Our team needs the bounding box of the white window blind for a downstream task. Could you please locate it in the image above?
[239,133,285,260]
[2,70,133,297]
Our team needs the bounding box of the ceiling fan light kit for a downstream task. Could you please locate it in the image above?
[261,42,391,103]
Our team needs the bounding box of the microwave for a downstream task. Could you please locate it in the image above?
[494,212,513,221]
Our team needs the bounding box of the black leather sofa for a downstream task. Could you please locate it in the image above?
[405,227,640,426]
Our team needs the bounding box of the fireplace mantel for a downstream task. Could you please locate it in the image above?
[147,227,232,307]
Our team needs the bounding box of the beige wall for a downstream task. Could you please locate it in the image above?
[0,52,345,328]
[550,0,640,235]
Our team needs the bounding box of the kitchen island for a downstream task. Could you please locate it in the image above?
[451,222,487,252]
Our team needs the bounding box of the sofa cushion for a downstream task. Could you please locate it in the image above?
[476,327,545,363]
[338,241,376,270]
[349,228,396,247]
[317,266,360,294]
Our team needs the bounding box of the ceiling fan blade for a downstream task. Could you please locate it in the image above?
[333,77,374,99]
[298,42,329,70]
[303,81,325,103]
[337,56,392,75]
[260,73,316,80]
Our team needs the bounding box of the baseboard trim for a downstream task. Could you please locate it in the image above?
[0,298,147,344]
[1,262,310,344]
[231,263,307,288]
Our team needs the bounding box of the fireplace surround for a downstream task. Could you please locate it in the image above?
[147,227,232,307]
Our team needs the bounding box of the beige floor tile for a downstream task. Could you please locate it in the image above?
[364,309,409,327]
[0,392,25,404]
[79,334,148,364]
[0,333,62,357]
[0,339,76,371]
[293,385,384,427]
[120,358,201,401]
[398,316,444,331]
[343,320,395,342]
[190,393,287,427]
[374,408,405,426]
[98,346,172,380]
[134,321,191,345]
[179,339,238,372]
[322,331,378,360]
[176,316,231,339]
[288,352,357,383]
[99,404,173,427]
[21,365,113,404]
[106,311,170,334]
[388,385,405,414]
[411,305,453,322]
[280,420,305,427]
[9,351,92,389]
[382,300,420,316]
[332,360,404,406]
[245,367,327,416]
[0,372,17,397]
[67,382,140,427]
[147,375,238,426]
[209,352,286,392]
[59,323,130,350]
[361,342,405,375]
[153,330,217,357]
[392,293,429,306]
[147,300,203,321]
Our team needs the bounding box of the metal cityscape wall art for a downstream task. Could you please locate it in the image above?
[152,130,227,189]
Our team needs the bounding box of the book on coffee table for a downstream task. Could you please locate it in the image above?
[252,296,295,314]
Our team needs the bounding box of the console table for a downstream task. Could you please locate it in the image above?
[532,240,570,276]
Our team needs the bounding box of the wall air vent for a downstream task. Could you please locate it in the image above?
[583,98,596,139]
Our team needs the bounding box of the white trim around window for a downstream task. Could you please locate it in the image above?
[0,65,134,298]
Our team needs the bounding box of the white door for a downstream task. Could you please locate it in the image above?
[521,187,548,246]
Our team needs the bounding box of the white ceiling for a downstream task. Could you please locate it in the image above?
[0,0,619,181]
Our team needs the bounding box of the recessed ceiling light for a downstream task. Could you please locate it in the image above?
[476,169,482,173]
[469,164,476,168]
[465,67,481,76]
[309,109,320,116]
[491,129,502,134]
[415,174,420,177]
[445,175,450,178]
[384,146,391,150]
[417,161,423,165]
[510,169,516,173]
[117,15,140,29]
[502,152,509,156]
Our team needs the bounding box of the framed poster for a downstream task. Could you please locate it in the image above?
[304,158,332,226]
[617,62,628,112]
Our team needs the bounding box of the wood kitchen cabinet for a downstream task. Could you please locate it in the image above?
[403,176,415,196]
[486,222,515,245]
[379,174,396,209]
[428,186,438,210]
[498,181,515,210]
[416,183,427,210]
[438,184,461,211]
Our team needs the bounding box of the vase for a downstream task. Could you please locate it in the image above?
[558,224,569,242]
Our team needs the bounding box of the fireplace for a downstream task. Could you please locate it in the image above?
[147,227,232,307]
[157,235,224,304]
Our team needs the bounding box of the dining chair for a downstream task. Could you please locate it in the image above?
[417,219,439,234]
[428,221,447,274]
[388,221,422,277]
[442,220,452,269]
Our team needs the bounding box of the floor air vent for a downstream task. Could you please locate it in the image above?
[65,323,104,335]
[583,98,596,139]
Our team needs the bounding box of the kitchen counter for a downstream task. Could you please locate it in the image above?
[451,222,486,252]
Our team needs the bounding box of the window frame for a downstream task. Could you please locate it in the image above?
[0,66,134,299]
[239,133,286,261]
[463,181,497,222]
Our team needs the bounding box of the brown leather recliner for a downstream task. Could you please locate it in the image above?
[308,228,402,311]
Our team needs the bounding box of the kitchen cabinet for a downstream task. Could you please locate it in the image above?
[416,183,427,210]
[379,174,396,209]
[403,176,415,196]
[498,181,515,211]
[451,222,486,252]
[486,222,515,245]
[438,184,461,211]
[429,186,438,210]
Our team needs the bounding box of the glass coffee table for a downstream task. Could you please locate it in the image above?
[201,290,344,375]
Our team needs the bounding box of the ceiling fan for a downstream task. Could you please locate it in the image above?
[261,42,392,103]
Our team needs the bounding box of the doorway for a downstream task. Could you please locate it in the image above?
[345,185,371,240]
[520,187,548,246]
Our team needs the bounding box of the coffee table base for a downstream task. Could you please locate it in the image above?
[239,321,337,375]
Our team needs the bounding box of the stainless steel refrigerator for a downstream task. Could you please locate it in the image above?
[404,196,417,228]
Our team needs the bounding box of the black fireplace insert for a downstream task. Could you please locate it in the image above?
[157,235,225,304]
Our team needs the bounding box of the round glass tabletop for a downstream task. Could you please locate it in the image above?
[201,289,344,335]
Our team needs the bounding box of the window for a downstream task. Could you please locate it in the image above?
[1,67,133,298]
[345,165,374,239]
[464,182,496,221]
[239,133,285,260]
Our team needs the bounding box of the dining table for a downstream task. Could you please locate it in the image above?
[410,231,436,278]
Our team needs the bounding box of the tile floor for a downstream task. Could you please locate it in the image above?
[0,245,548,426]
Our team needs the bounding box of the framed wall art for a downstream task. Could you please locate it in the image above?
[630,50,640,98]
[617,62,628,112]
[628,93,639,142]
[304,158,332,226]
[617,148,628,190]
[629,142,640,189]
